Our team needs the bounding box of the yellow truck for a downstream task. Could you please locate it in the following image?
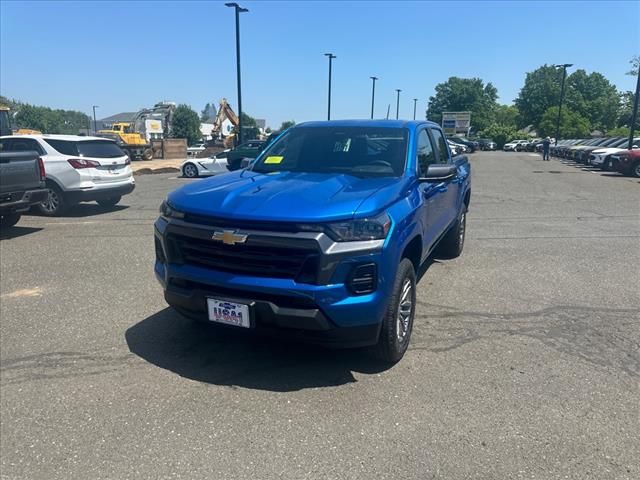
[97,122,153,160]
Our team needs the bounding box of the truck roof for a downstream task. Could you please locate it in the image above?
[0,134,113,141]
[295,119,440,130]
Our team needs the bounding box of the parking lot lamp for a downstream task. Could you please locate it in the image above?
[413,98,418,120]
[628,65,640,150]
[325,53,336,120]
[92,105,99,134]
[226,3,248,145]
[395,89,401,120]
[552,63,573,145]
[370,76,378,119]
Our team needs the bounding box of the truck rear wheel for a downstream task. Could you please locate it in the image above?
[373,258,416,364]
[0,213,21,229]
[142,148,153,161]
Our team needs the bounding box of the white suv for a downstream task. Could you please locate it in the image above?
[503,140,529,152]
[590,137,639,170]
[0,134,135,215]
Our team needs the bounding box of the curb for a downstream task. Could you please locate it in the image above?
[133,167,180,176]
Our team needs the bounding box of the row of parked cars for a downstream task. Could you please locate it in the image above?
[550,137,640,177]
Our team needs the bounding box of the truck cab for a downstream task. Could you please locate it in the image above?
[154,120,471,362]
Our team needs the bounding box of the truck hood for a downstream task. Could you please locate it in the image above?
[168,170,407,223]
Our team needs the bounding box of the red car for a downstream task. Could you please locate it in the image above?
[612,149,640,178]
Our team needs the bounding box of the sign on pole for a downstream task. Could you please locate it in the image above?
[442,111,471,135]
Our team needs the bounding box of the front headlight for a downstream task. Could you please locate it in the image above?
[325,212,392,242]
[159,200,185,219]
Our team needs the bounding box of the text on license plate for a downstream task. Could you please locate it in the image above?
[207,298,250,328]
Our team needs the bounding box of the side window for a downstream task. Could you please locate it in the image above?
[0,138,14,152]
[10,138,45,155]
[43,139,77,156]
[430,129,450,164]
[416,129,436,176]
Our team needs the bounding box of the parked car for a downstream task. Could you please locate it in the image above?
[552,139,582,158]
[154,120,471,363]
[612,148,640,177]
[565,138,610,161]
[590,138,640,170]
[0,150,48,228]
[503,140,529,151]
[227,140,266,171]
[182,150,230,178]
[0,135,135,216]
[576,137,627,164]
[477,139,496,151]
[447,140,466,155]
[447,137,478,153]
[524,139,541,152]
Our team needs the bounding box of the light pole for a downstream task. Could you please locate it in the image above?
[226,2,248,145]
[395,89,401,120]
[552,63,572,145]
[627,64,640,150]
[92,105,99,134]
[325,53,336,120]
[370,76,378,119]
[413,98,418,120]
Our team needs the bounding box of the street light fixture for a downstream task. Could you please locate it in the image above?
[552,63,573,145]
[226,3,248,145]
[92,105,99,134]
[413,98,418,120]
[395,89,401,120]
[370,76,378,119]
[324,53,336,120]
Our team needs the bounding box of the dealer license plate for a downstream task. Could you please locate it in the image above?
[206,298,250,328]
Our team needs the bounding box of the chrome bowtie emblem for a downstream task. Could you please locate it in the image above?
[212,230,248,245]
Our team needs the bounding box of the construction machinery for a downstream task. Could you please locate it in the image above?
[212,98,239,148]
[97,102,176,160]
[0,105,42,136]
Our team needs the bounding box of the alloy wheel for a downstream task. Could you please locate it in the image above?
[396,278,413,341]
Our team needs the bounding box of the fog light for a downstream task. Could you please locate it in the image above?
[348,263,377,295]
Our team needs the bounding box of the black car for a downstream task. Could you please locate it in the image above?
[447,137,478,153]
[477,138,497,151]
[226,140,266,171]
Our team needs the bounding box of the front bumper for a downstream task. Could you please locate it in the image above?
[154,217,393,347]
[0,188,48,214]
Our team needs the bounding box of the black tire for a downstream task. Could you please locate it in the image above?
[97,196,121,208]
[0,213,21,229]
[183,163,199,178]
[632,161,640,178]
[373,258,416,363]
[37,183,66,216]
[142,148,153,161]
[602,159,611,171]
[437,208,467,259]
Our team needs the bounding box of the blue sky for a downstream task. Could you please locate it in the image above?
[1,0,638,127]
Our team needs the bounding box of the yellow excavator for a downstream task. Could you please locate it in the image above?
[0,106,42,136]
[97,122,153,160]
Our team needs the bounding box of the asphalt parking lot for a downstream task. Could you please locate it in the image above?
[1,151,638,480]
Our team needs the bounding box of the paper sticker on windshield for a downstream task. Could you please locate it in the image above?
[264,156,283,164]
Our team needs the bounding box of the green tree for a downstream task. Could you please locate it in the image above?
[605,126,631,137]
[627,55,639,76]
[494,105,520,128]
[427,77,498,132]
[515,65,563,129]
[171,104,201,145]
[477,123,522,149]
[538,106,591,138]
[279,120,295,130]
[565,69,619,131]
[200,102,216,122]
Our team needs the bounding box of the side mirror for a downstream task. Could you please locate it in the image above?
[420,164,457,182]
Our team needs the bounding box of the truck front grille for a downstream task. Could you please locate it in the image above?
[166,233,320,283]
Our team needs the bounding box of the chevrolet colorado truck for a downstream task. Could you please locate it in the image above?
[0,150,48,229]
[155,120,471,362]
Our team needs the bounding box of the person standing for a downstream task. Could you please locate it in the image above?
[542,136,551,161]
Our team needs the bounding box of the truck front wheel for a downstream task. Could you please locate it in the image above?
[142,148,153,161]
[0,213,21,229]
[373,258,416,363]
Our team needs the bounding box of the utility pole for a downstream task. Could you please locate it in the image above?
[370,76,378,119]
[395,89,401,120]
[325,53,336,120]
[92,105,99,134]
[552,63,573,145]
[386,104,390,120]
[628,64,640,150]
[413,98,418,120]
[226,3,248,145]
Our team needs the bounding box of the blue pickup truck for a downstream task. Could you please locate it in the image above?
[155,120,471,362]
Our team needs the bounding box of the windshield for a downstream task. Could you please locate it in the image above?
[252,126,408,177]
